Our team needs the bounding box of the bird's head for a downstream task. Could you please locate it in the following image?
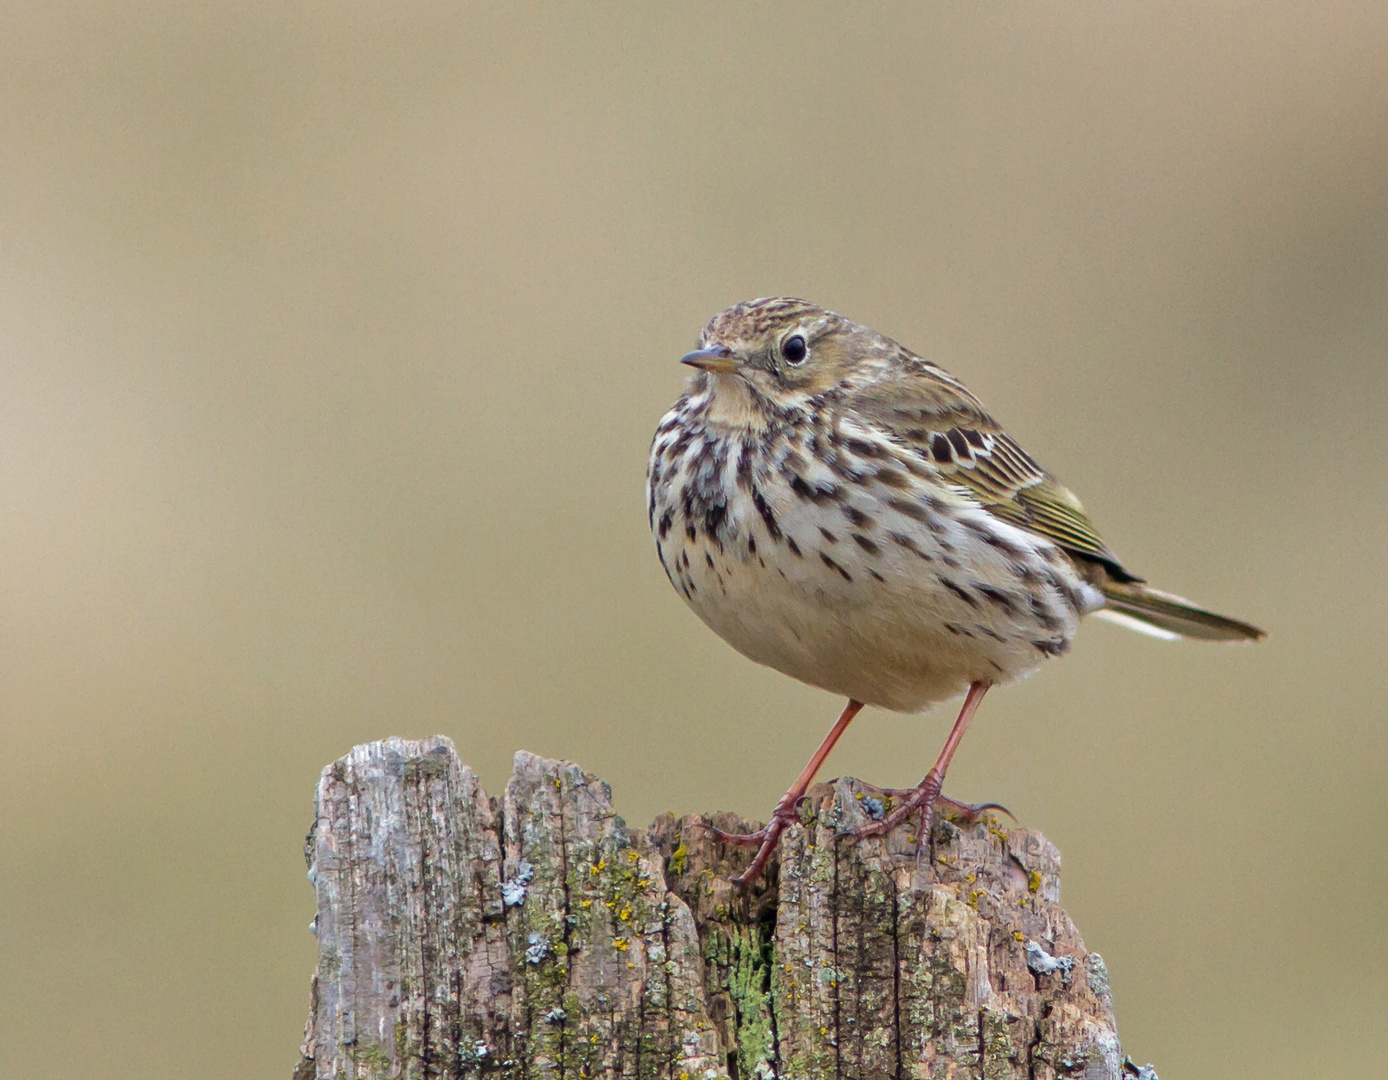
[680,298,900,409]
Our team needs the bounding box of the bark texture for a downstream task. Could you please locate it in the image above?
[296,737,1157,1080]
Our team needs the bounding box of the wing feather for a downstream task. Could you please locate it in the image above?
[847,364,1139,580]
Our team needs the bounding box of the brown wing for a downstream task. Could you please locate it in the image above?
[847,363,1141,582]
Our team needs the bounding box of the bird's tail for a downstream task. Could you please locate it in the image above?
[1093,581,1266,642]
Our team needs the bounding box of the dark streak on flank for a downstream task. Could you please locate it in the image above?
[939,577,978,608]
[820,552,853,582]
[819,526,838,543]
[752,488,782,540]
[886,497,929,523]
[962,518,1024,558]
[890,532,932,562]
[844,437,885,460]
[1046,572,1086,615]
[1029,596,1062,632]
[826,455,866,483]
[852,533,880,556]
[786,535,803,557]
[790,474,841,504]
[872,467,909,489]
[974,584,1016,615]
[842,504,873,528]
[703,503,726,549]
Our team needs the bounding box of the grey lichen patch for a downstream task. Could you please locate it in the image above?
[502,858,534,907]
[1122,1055,1162,1079]
[1026,939,1076,980]
[1087,951,1114,1013]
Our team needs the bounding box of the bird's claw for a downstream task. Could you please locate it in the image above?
[704,797,810,888]
[704,797,806,848]
[928,793,1014,824]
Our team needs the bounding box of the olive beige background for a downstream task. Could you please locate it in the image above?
[3,4,1385,1077]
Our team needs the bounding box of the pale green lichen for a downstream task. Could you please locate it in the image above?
[726,923,776,1080]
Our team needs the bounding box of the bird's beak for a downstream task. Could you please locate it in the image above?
[680,345,741,375]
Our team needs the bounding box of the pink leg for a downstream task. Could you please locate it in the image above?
[851,681,992,847]
[708,699,864,887]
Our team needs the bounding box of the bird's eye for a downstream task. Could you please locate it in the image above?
[782,334,808,366]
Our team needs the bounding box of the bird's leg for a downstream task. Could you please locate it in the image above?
[849,681,992,847]
[707,699,864,888]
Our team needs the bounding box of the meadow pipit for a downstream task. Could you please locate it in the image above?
[647,298,1265,886]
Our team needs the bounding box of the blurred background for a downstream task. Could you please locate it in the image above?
[2,3,1385,1076]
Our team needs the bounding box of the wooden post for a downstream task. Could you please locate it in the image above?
[294,737,1158,1080]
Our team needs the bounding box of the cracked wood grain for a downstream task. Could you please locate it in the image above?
[295,737,1158,1080]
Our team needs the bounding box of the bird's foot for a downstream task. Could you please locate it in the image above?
[705,797,805,889]
[845,775,942,843]
[843,779,1012,864]
[880,790,1014,825]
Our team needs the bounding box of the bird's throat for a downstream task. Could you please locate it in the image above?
[701,373,773,434]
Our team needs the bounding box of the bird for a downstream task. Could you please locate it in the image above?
[646,298,1264,886]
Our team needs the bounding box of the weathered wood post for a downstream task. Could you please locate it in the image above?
[294,736,1157,1080]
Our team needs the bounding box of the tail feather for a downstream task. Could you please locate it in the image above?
[1097,582,1265,643]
